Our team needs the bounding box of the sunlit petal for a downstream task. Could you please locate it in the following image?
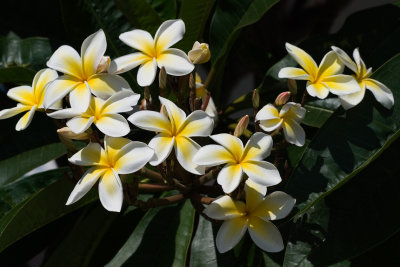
[7,86,35,106]
[285,43,318,76]
[241,161,281,187]
[178,110,213,137]
[46,45,83,79]
[306,82,329,99]
[331,46,358,73]
[95,114,130,137]
[104,136,131,160]
[365,79,394,109]
[67,116,94,134]
[69,142,106,166]
[47,107,81,119]
[322,75,360,96]
[128,110,171,134]
[210,134,244,161]
[44,75,80,109]
[137,58,157,87]
[175,136,205,175]
[32,69,58,105]
[339,86,366,110]
[98,169,123,212]
[114,141,154,174]
[148,134,175,166]
[108,52,150,74]
[16,106,36,131]
[0,105,31,120]
[278,67,310,80]
[241,132,273,162]
[317,51,344,78]
[101,90,140,114]
[248,218,284,252]
[244,179,267,212]
[217,163,243,193]
[157,48,194,76]
[154,19,185,51]
[216,217,248,253]
[282,118,305,146]
[69,82,91,112]
[159,96,186,131]
[193,144,235,166]
[87,73,128,99]
[119,29,155,56]
[81,29,106,77]
[204,195,246,220]
[252,191,295,221]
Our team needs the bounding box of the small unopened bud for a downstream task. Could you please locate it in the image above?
[188,41,211,64]
[57,127,89,140]
[160,104,168,117]
[288,79,297,95]
[96,56,111,73]
[189,73,196,90]
[144,86,151,101]
[234,115,249,137]
[275,91,291,106]
[159,67,167,89]
[252,89,259,109]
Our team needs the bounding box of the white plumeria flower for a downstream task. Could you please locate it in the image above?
[204,179,295,253]
[256,102,306,147]
[128,96,213,175]
[45,29,131,112]
[331,46,394,109]
[193,132,281,193]
[0,68,59,130]
[48,90,139,137]
[109,19,194,87]
[279,43,360,99]
[67,136,154,212]
[196,74,218,122]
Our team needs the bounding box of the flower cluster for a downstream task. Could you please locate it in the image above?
[0,19,393,255]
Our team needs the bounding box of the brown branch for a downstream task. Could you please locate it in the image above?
[134,194,185,210]
[201,91,211,111]
[140,167,164,183]
[138,183,174,192]
[195,166,221,186]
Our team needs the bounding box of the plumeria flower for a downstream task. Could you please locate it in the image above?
[193,132,281,193]
[67,136,154,212]
[331,46,394,109]
[256,102,306,146]
[278,43,360,99]
[45,29,131,112]
[48,90,139,137]
[204,179,295,253]
[128,96,213,175]
[196,74,218,121]
[109,19,194,86]
[0,68,59,130]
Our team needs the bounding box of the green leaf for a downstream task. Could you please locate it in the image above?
[286,53,400,217]
[113,0,162,34]
[0,174,97,252]
[176,0,216,52]
[0,143,67,186]
[0,34,54,83]
[303,99,340,128]
[147,0,177,20]
[208,0,280,100]
[190,215,218,267]
[106,199,195,266]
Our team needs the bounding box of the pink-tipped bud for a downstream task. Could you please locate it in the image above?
[234,115,249,138]
[275,91,291,106]
[96,56,111,73]
[252,89,259,109]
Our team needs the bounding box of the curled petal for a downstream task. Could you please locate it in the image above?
[193,145,235,166]
[7,86,35,106]
[306,82,330,99]
[216,217,248,253]
[217,163,243,193]
[137,58,157,87]
[203,195,246,220]
[16,106,36,131]
[95,114,130,137]
[280,102,306,121]
[67,116,94,134]
[155,19,185,51]
[248,218,284,252]
[278,67,310,80]
[178,110,213,137]
[66,167,106,205]
[87,73,128,99]
[114,141,154,174]
[119,29,155,56]
[148,134,175,166]
[285,43,318,76]
[317,51,344,78]
[322,75,361,96]
[69,142,104,166]
[47,45,83,79]
[253,191,295,221]
[0,105,31,120]
[98,169,123,212]
[255,104,279,121]
[282,118,305,146]
[241,161,281,187]
[109,52,150,74]
[175,136,205,175]
[128,110,171,134]
[241,132,273,162]
[81,29,107,77]
[331,46,358,73]
[102,90,140,114]
[365,79,394,109]
[157,48,194,76]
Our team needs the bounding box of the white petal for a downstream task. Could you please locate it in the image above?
[69,142,105,166]
[67,116,94,134]
[210,134,244,160]
[159,96,187,132]
[241,132,273,162]
[87,73,129,99]
[278,67,310,80]
[282,118,305,146]
[47,107,81,119]
[253,191,296,221]
[175,136,205,175]
[256,104,283,132]
[137,58,157,87]
[95,114,130,137]
[248,218,284,252]
[7,85,35,106]
[217,163,243,193]
[69,83,92,112]
[216,217,248,253]
[365,79,394,109]
[285,43,318,76]
[119,29,155,56]
[114,141,154,174]
[66,167,106,205]
[241,161,281,187]
[154,19,185,51]
[101,90,140,114]
[104,136,132,159]
[46,45,83,79]
[0,105,31,120]
[193,145,235,167]
[244,179,267,212]
[32,69,58,104]
[157,48,194,76]
[98,169,123,212]
[148,134,175,165]
[203,196,246,220]
[317,51,344,78]
[306,82,330,99]
[81,29,107,77]
[178,110,213,137]
[128,110,171,134]
[322,75,361,96]
[108,52,150,74]
[339,85,366,110]
[44,76,80,109]
[16,106,36,131]
[280,102,306,121]
[331,46,358,73]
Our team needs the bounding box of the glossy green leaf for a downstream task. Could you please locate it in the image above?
[0,143,67,186]
[286,53,400,217]
[303,99,340,128]
[190,215,218,267]
[0,174,97,252]
[176,0,215,52]
[113,0,162,34]
[106,199,195,266]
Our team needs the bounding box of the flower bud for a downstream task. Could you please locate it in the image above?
[144,86,151,101]
[159,67,167,89]
[188,41,211,64]
[288,79,297,95]
[96,56,111,73]
[275,91,291,106]
[252,89,259,109]
[234,115,249,138]
[57,127,89,140]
